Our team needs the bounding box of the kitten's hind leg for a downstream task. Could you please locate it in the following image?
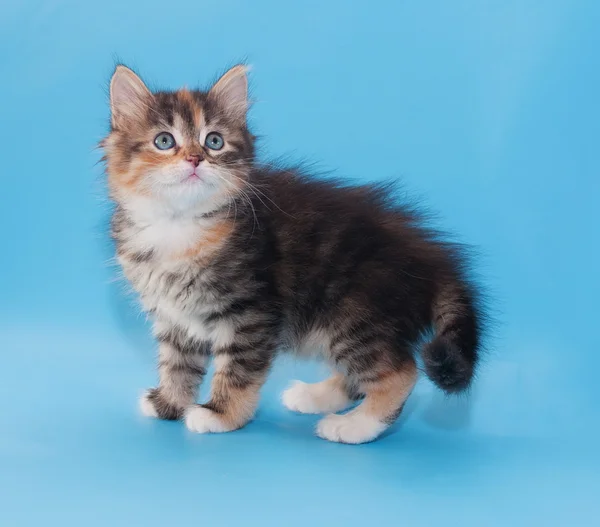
[316,360,417,444]
[282,374,359,414]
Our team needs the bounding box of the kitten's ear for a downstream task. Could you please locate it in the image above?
[209,65,248,121]
[109,65,152,127]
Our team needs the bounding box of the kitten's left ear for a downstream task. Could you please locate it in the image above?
[209,65,248,121]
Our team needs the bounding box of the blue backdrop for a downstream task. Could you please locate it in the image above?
[1,1,598,525]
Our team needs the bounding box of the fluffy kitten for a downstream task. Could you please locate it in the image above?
[101,64,485,444]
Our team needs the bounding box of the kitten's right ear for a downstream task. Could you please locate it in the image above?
[110,65,152,128]
[209,65,249,121]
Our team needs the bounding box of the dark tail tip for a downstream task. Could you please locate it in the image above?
[422,336,474,394]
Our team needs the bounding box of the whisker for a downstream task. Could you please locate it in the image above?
[212,172,259,234]
[223,169,296,219]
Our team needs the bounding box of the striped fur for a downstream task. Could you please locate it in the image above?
[102,65,486,443]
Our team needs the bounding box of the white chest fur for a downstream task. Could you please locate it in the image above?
[116,200,234,350]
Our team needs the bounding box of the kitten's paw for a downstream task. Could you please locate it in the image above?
[139,388,183,420]
[184,405,231,434]
[316,412,387,444]
[139,390,159,418]
[282,380,350,414]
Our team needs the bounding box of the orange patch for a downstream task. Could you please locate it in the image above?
[177,89,203,129]
[118,151,163,189]
[359,362,417,420]
[209,372,266,430]
[112,149,183,192]
[174,219,235,261]
[137,150,171,165]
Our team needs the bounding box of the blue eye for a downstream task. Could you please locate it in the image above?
[154,132,175,150]
[205,132,224,151]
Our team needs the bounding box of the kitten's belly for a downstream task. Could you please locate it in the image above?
[287,327,332,359]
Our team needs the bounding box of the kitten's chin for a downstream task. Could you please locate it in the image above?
[151,181,228,216]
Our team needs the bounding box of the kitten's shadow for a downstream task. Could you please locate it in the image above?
[388,386,474,438]
[423,392,473,430]
[412,390,474,430]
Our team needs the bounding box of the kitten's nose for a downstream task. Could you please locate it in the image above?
[186,154,203,167]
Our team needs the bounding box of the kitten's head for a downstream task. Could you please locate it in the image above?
[102,65,254,213]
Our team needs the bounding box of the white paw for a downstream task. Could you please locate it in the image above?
[139,391,158,418]
[282,380,350,414]
[282,381,323,414]
[316,412,387,444]
[184,406,229,434]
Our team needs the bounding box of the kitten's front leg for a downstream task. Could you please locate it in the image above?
[185,328,276,434]
[140,328,210,420]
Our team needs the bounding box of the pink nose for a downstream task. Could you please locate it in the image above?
[186,154,203,167]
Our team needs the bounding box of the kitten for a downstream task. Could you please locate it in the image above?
[101,64,485,444]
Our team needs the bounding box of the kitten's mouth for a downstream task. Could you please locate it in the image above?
[183,172,202,183]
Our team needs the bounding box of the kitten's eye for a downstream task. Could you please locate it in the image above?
[205,132,224,151]
[154,132,176,150]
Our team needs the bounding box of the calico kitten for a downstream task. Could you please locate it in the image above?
[101,64,485,444]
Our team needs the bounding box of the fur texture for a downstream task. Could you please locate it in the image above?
[101,64,486,444]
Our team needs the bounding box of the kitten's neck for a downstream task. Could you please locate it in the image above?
[118,193,224,225]
[116,194,230,259]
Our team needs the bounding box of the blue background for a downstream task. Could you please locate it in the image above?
[1,1,599,525]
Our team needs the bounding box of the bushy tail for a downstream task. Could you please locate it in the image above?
[422,282,481,394]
